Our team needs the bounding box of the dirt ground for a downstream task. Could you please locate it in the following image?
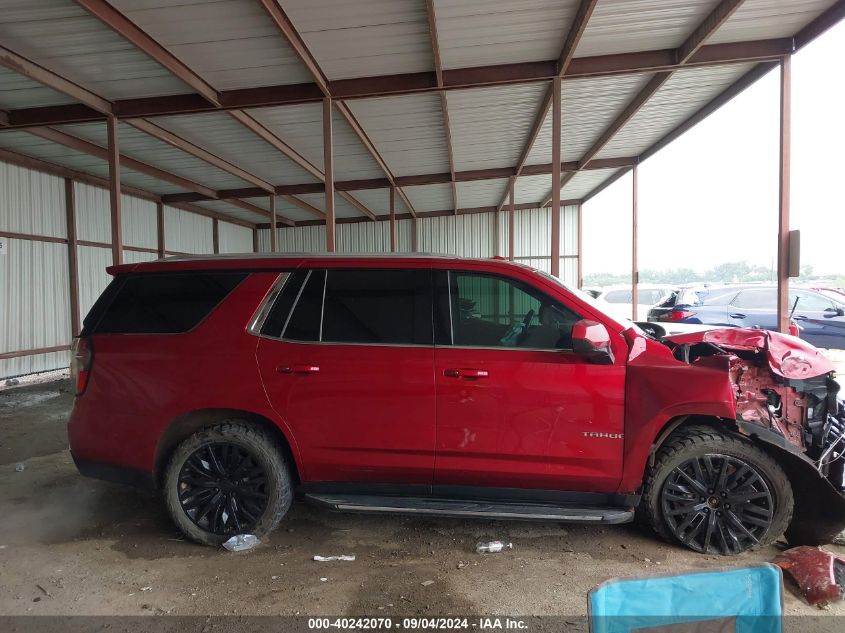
[1,379,844,624]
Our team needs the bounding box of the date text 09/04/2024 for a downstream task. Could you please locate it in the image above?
[307,617,528,630]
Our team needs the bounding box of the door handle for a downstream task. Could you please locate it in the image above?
[277,364,320,374]
[729,313,746,319]
[793,315,808,321]
[444,368,489,379]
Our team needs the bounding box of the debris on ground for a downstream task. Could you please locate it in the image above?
[775,546,845,607]
[5,379,20,387]
[421,580,435,587]
[35,584,51,598]
[313,555,356,562]
[222,534,259,552]
[14,463,25,472]
[476,540,512,554]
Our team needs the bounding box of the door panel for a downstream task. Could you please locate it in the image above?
[434,347,625,491]
[256,267,436,485]
[258,340,435,483]
[433,270,626,493]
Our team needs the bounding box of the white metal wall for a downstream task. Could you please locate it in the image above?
[1,157,252,379]
[257,205,579,286]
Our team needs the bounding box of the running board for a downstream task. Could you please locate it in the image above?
[304,494,634,524]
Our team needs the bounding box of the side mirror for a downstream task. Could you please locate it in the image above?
[572,319,615,365]
[824,306,845,317]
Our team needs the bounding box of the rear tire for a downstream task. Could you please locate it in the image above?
[641,425,793,555]
[163,421,293,546]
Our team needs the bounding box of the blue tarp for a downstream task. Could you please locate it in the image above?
[588,564,783,633]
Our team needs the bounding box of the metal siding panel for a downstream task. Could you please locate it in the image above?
[0,66,72,109]
[0,0,191,99]
[417,213,495,257]
[396,219,413,252]
[0,238,71,378]
[154,113,320,186]
[576,0,718,57]
[218,222,255,254]
[164,205,214,254]
[709,0,838,44]
[74,182,111,244]
[596,64,757,159]
[403,184,453,213]
[109,0,314,89]
[346,93,451,177]
[337,221,391,253]
[121,194,157,249]
[448,83,548,171]
[527,74,652,164]
[456,178,509,209]
[77,244,113,327]
[514,207,551,258]
[123,249,158,264]
[561,205,579,257]
[0,160,66,238]
[282,0,433,80]
[275,225,326,253]
[561,168,622,200]
[437,0,581,69]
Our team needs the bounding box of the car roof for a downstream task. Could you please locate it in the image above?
[107,252,536,275]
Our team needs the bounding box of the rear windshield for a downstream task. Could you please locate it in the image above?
[83,271,247,335]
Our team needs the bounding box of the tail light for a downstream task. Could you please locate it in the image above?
[659,309,696,322]
[71,337,93,396]
[788,321,800,337]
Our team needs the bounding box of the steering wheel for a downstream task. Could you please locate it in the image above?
[500,309,535,346]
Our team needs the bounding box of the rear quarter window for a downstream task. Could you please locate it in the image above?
[86,271,247,334]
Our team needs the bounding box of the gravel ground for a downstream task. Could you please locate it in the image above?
[1,378,843,624]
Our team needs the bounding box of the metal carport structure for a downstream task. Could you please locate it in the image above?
[0,0,843,376]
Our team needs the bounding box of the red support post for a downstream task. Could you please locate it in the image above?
[551,76,562,277]
[577,202,583,288]
[389,186,396,252]
[323,97,336,252]
[632,164,639,320]
[508,177,515,261]
[106,115,122,265]
[156,201,165,258]
[212,218,219,254]
[269,194,278,252]
[777,56,792,333]
[64,178,80,336]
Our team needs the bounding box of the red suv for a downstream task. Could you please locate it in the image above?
[68,254,845,554]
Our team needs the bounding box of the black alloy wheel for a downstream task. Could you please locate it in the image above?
[177,442,270,535]
[660,453,774,555]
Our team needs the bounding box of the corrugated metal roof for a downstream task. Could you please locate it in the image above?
[108,0,313,89]
[515,174,557,205]
[346,93,451,177]
[193,200,269,225]
[248,104,386,181]
[526,73,652,165]
[596,63,757,159]
[448,83,548,171]
[343,188,412,217]
[575,0,717,57]
[282,0,433,80]
[402,183,454,213]
[57,122,252,190]
[709,0,839,44]
[0,67,72,110]
[0,0,191,99]
[436,0,580,70]
[456,178,509,209]
[154,112,320,185]
[560,168,622,199]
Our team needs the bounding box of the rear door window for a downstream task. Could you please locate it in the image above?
[731,289,777,310]
[88,272,247,334]
[283,270,326,342]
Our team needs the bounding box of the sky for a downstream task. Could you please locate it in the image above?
[582,19,845,278]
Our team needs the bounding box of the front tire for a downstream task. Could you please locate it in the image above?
[641,425,793,555]
[164,421,293,546]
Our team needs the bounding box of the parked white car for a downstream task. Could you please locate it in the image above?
[589,285,675,321]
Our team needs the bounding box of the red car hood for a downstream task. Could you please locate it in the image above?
[664,327,834,380]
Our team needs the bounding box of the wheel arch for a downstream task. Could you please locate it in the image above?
[153,408,302,488]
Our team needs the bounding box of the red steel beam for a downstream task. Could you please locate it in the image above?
[389,186,396,252]
[106,115,123,265]
[631,164,638,320]
[0,45,112,115]
[26,126,219,199]
[677,0,746,64]
[269,196,277,251]
[127,119,274,192]
[339,191,377,222]
[576,203,583,288]
[425,0,458,213]
[212,217,220,254]
[75,0,221,106]
[324,97,336,252]
[550,75,562,278]
[495,0,598,213]
[508,177,515,261]
[156,201,165,257]
[776,57,792,334]
[794,0,845,49]
[168,201,256,229]
[282,195,325,220]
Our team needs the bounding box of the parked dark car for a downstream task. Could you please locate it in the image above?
[648,285,845,349]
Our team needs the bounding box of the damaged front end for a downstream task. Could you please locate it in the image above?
[664,328,845,545]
